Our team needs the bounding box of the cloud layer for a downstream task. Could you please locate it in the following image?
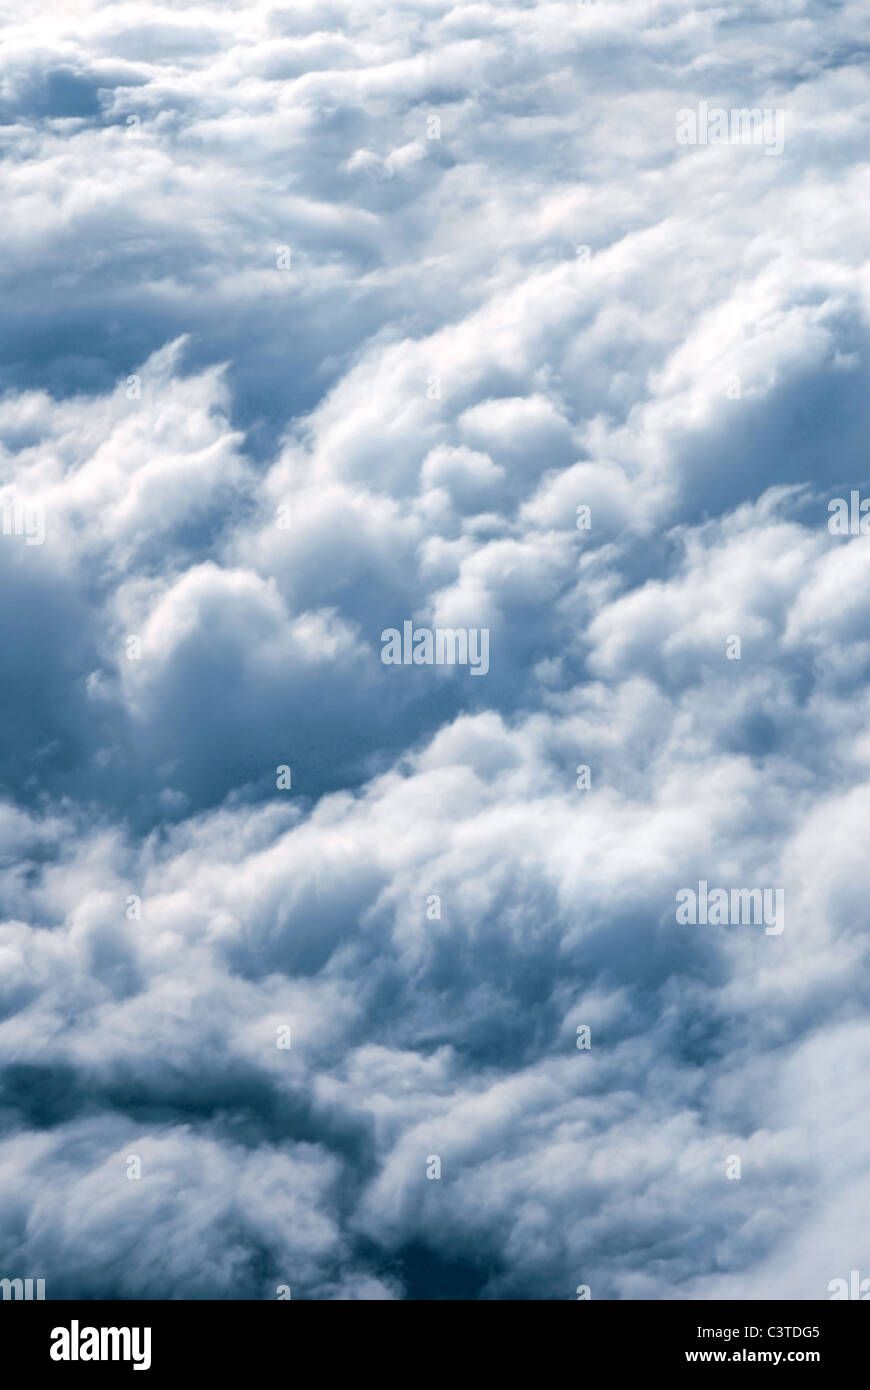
[0,0,869,1298]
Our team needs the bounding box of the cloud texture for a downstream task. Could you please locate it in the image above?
[0,0,869,1298]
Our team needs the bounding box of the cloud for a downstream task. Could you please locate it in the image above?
[0,0,869,1300]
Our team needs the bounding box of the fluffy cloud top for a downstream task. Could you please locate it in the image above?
[0,0,868,1299]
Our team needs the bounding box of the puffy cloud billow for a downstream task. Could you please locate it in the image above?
[0,0,868,1300]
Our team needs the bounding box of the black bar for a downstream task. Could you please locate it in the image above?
[0,1300,865,1375]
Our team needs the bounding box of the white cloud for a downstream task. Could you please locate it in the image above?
[0,0,868,1301]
